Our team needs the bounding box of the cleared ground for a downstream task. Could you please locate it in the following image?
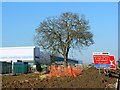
[2,67,117,88]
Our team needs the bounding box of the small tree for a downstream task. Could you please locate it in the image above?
[36,62,42,72]
[34,12,94,67]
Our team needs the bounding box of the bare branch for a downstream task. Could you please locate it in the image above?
[34,12,94,67]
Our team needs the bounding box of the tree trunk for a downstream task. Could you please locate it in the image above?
[64,54,68,67]
[64,47,69,67]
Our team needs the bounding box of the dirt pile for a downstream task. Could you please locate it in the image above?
[2,67,117,88]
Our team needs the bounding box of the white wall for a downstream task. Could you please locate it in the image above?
[0,46,51,65]
[0,46,35,62]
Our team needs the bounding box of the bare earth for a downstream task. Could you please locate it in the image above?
[2,67,117,89]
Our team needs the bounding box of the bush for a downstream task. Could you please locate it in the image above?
[36,62,42,72]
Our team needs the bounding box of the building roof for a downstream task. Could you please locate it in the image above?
[52,56,79,63]
[0,46,36,49]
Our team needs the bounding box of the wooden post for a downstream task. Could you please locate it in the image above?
[99,68,101,74]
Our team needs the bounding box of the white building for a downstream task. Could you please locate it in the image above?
[0,46,51,66]
[0,46,80,66]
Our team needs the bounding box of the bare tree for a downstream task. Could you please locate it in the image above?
[34,12,94,67]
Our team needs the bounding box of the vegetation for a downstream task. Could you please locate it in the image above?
[36,62,42,72]
[34,12,94,67]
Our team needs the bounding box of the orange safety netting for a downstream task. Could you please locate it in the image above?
[49,65,82,77]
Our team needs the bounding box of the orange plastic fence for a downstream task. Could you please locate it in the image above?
[72,66,82,75]
[49,66,82,78]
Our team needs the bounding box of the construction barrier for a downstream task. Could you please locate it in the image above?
[72,66,82,75]
[49,65,82,78]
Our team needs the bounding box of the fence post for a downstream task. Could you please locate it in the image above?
[99,68,101,74]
